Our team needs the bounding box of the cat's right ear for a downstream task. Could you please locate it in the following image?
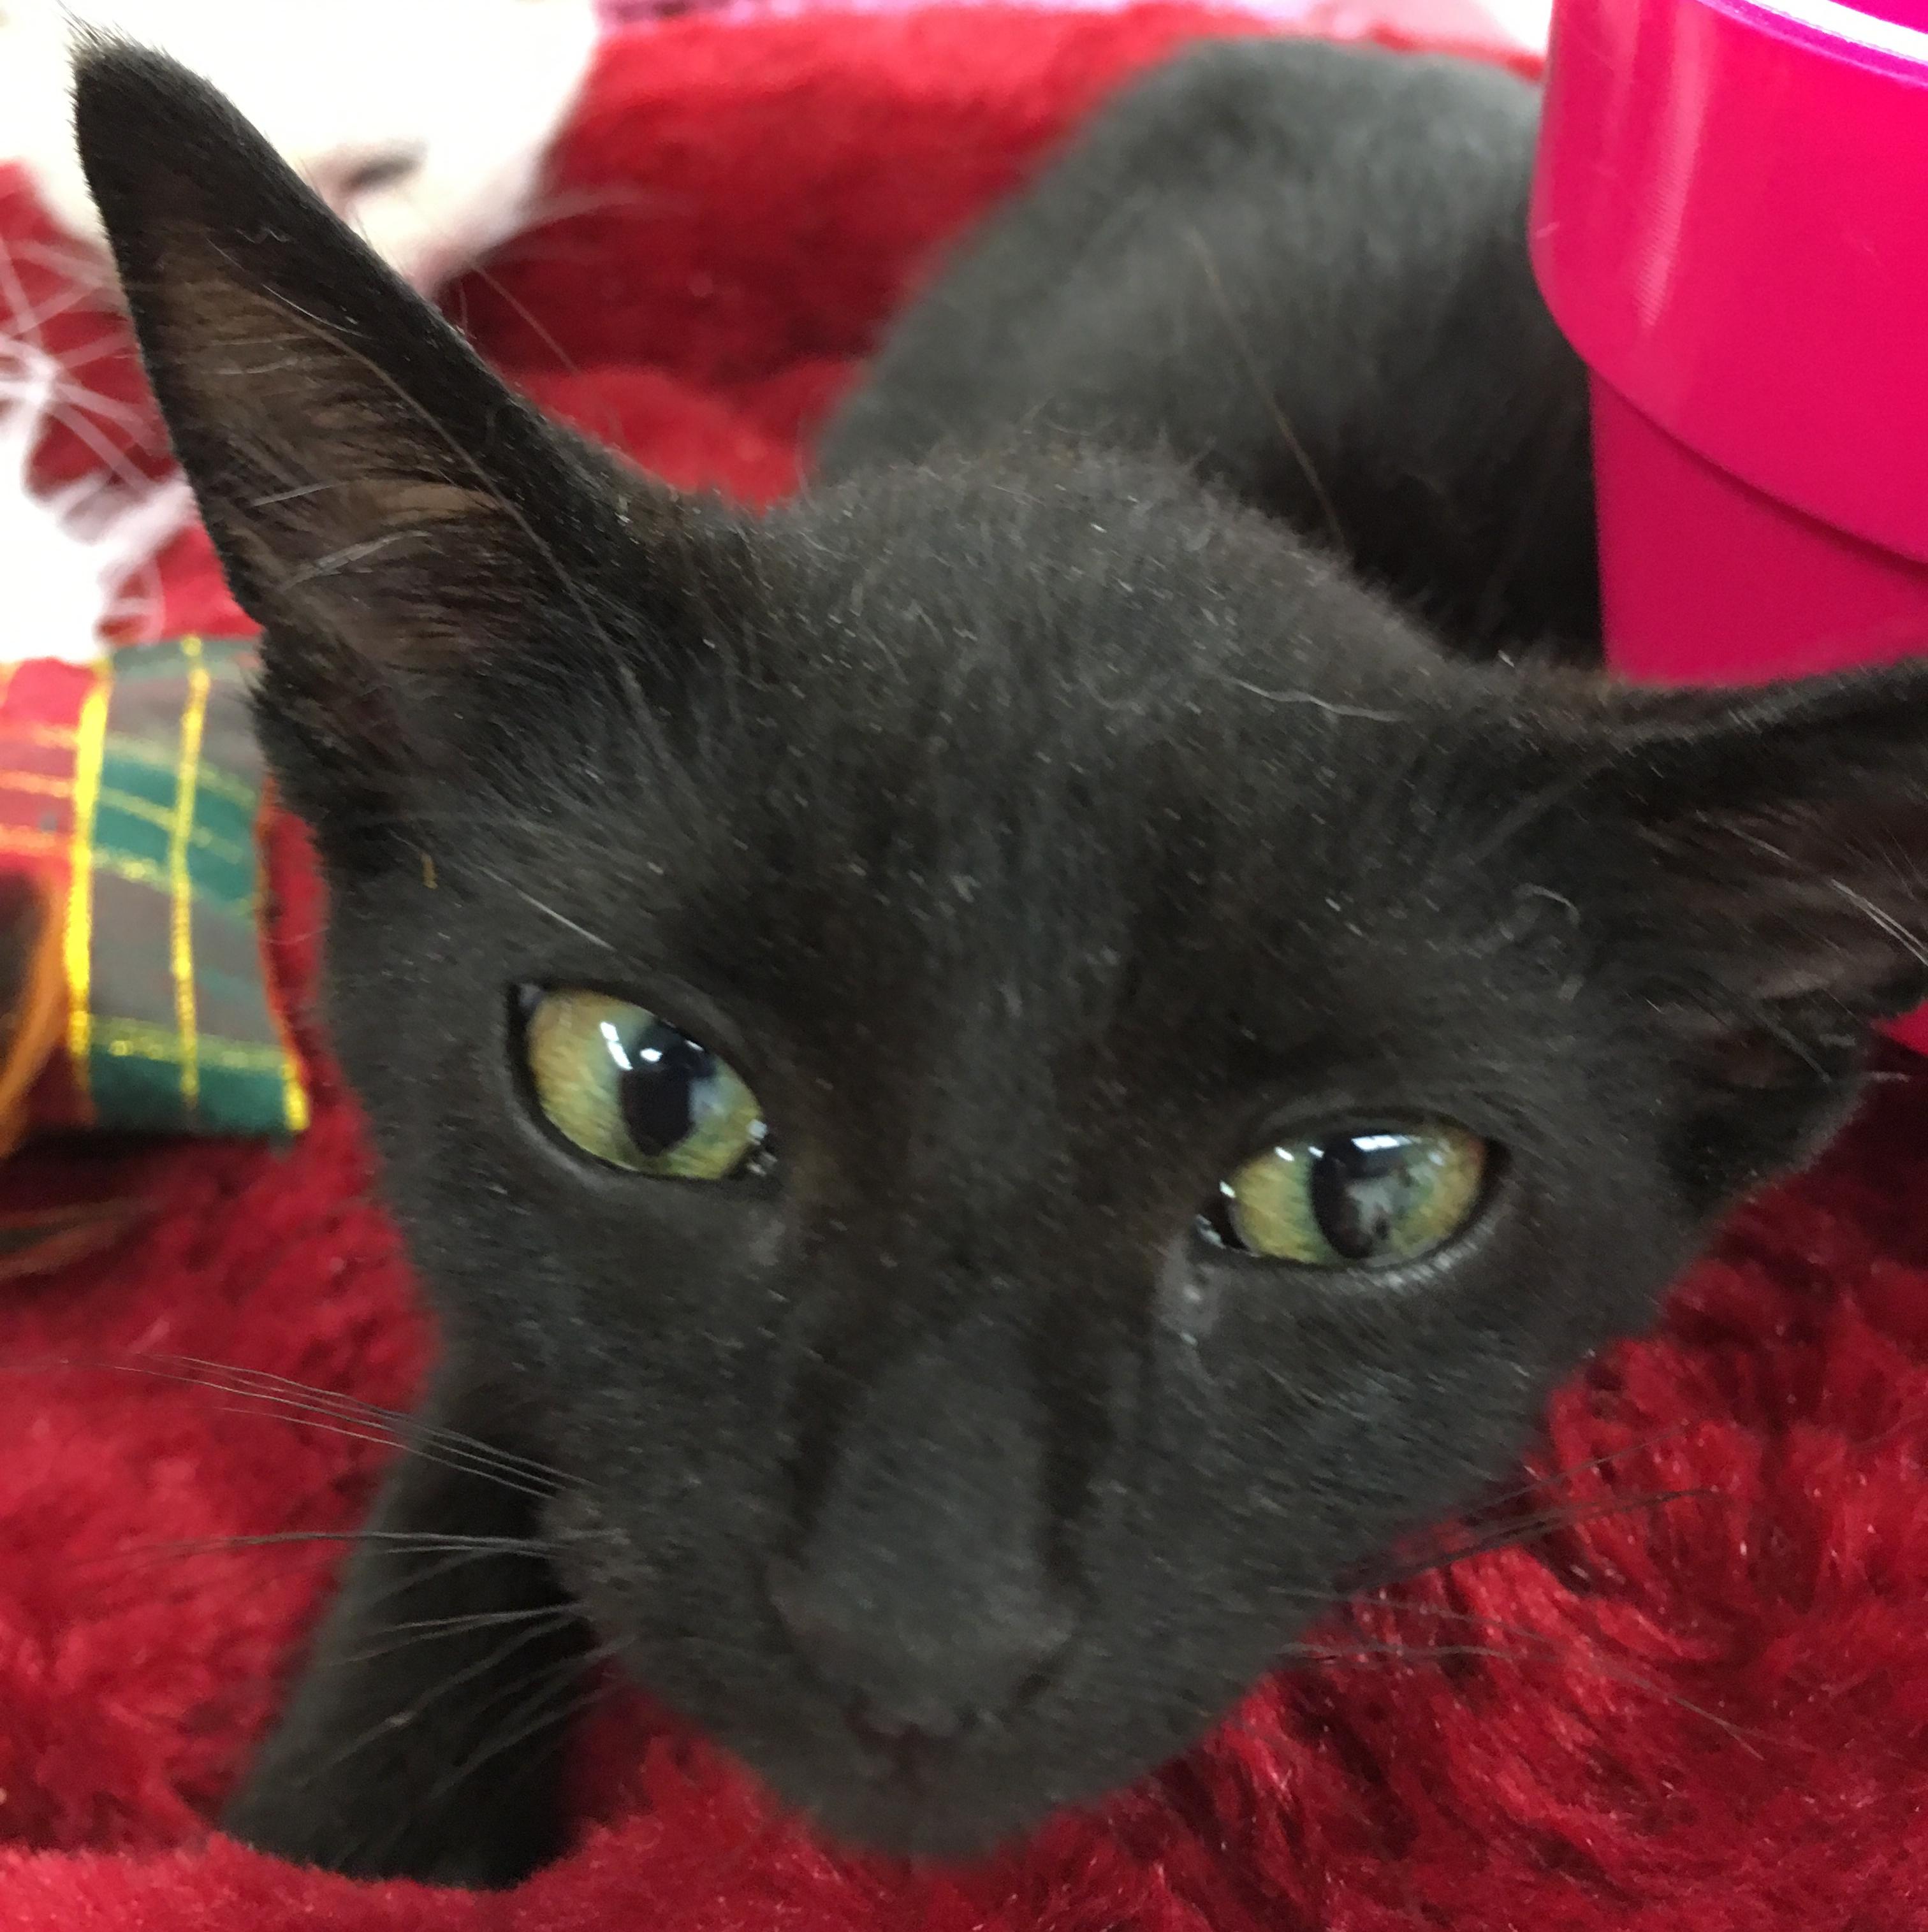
[72,41,690,868]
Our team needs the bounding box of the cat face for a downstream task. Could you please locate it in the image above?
[79,48,1928,1856]
[4,0,594,293]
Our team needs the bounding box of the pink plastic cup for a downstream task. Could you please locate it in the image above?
[1530,0,1928,1050]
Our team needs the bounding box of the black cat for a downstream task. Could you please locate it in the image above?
[74,34,1928,1891]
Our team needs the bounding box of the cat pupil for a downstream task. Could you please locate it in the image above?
[615,1021,713,1156]
[1310,1133,1427,1260]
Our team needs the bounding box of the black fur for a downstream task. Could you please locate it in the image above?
[75,35,1928,1890]
[819,39,1600,660]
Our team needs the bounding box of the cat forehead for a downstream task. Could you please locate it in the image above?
[757,458,1452,718]
[452,468,1531,1020]
[471,456,1508,917]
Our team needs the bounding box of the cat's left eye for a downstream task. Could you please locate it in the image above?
[1202,1123,1488,1267]
[520,989,769,1180]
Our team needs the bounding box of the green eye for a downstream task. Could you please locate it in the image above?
[522,989,768,1180]
[1210,1124,1487,1267]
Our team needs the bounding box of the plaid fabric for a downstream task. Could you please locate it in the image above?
[0,639,308,1140]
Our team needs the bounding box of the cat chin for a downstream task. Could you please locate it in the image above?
[710,1706,1120,1863]
[569,1602,1086,1855]
[618,1619,1220,1861]
[769,1769,1084,1865]
[551,1498,1192,1859]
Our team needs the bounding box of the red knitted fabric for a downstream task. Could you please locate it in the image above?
[4,11,1927,1928]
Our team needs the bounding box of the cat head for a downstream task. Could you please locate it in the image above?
[5,0,594,293]
[78,45,1928,1858]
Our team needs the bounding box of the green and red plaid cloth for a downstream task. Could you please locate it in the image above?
[0,637,307,1147]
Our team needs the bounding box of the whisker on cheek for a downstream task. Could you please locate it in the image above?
[332,1604,581,1671]
[6,1356,562,1499]
[374,1641,624,1853]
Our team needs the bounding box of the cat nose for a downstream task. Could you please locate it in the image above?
[767,1555,1075,1752]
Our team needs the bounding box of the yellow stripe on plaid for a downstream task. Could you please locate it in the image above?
[62,666,112,1112]
[0,774,250,867]
[267,876,311,1136]
[0,771,72,800]
[170,637,210,1112]
[101,785,250,866]
[0,828,252,919]
[111,732,256,812]
[5,722,258,812]
[103,732,258,813]
[92,1015,296,1075]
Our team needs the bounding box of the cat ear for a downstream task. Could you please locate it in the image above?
[71,40,659,857]
[1582,666,1928,1016]
[1552,662,1928,1182]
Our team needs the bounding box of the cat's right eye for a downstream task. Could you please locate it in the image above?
[521,989,770,1180]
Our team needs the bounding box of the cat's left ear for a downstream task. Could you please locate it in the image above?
[1548,662,1928,1185]
[73,40,689,862]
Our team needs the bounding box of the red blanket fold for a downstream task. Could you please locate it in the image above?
[5,10,1928,1929]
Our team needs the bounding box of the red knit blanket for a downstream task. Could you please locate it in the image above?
[4,11,1927,1929]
